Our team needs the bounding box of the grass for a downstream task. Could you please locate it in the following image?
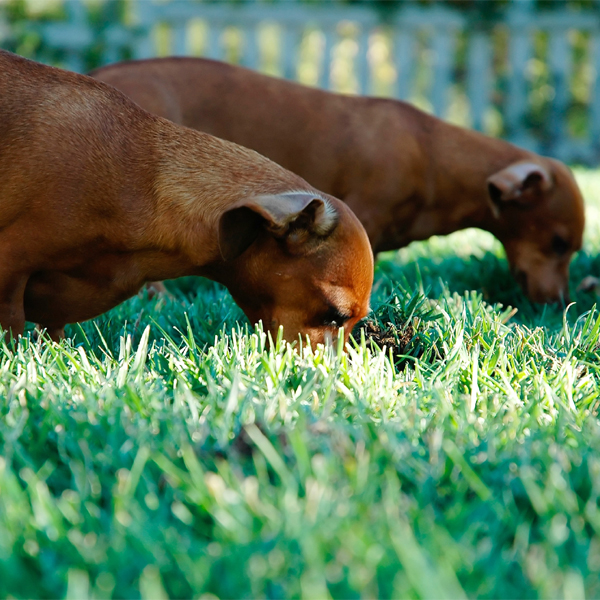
[2,169,600,599]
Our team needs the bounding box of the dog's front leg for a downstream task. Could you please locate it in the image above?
[34,324,65,342]
[144,281,168,298]
[0,274,28,342]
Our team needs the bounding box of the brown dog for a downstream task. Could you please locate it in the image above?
[92,57,586,304]
[0,50,373,344]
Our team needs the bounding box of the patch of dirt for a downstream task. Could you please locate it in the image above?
[230,421,288,459]
[359,319,415,365]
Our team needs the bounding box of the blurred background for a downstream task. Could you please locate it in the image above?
[2,0,600,165]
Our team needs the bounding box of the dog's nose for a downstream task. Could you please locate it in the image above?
[533,287,570,306]
[323,327,346,351]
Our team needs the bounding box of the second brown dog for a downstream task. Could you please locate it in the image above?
[92,57,586,304]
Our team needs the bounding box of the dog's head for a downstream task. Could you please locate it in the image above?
[216,191,373,346]
[486,159,585,304]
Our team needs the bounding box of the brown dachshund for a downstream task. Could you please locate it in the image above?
[92,57,586,304]
[0,50,373,344]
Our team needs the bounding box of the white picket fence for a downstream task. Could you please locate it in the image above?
[5,0,600,165]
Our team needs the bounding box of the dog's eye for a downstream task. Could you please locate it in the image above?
[322,307,351,327]
[552,234,570,256]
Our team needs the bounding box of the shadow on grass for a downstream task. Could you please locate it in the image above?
[21,230,600,355]
[375,241,600,331]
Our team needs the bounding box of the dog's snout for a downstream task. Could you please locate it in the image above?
[511,263,571,305]
[523,277,570,305]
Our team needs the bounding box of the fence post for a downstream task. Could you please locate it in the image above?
[393,27,415,101]
[589,33,600,160]
[318,26,335,89]
[467,29,492,132]
[130,2,156,59]
[430,25,456,118]
[205,23,224,62]
[505,0,536,150]
[241,24,261,71]
[355,27,370,95]
[547,29,571,159]
[280,25,301,80]
[171,22,189,56]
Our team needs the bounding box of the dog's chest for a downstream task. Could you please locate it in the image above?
[23,253,149,326]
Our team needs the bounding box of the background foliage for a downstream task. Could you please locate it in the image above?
[3,0,600,158]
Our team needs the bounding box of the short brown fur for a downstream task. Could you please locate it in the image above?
[92,57,586,303]
[0,50,373,344]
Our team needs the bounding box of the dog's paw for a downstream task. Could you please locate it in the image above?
[577,275,600,293]
[144,281,168,299]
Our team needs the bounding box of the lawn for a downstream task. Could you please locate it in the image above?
[2,169,600,599]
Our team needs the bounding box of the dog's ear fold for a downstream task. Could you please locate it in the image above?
[218,192,338,261]
[486,162,552,218]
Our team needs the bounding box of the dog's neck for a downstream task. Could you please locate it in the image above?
[147,121,307,267]
[364,108,537,251]
[418,122,543,238]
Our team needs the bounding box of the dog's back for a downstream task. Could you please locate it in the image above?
[0,51,159,230]
[92,57,367,194]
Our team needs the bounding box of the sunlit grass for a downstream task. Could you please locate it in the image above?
[2,170,600,598]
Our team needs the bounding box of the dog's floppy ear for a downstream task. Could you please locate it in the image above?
[486,162,552,218]
[218,192,338,261]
